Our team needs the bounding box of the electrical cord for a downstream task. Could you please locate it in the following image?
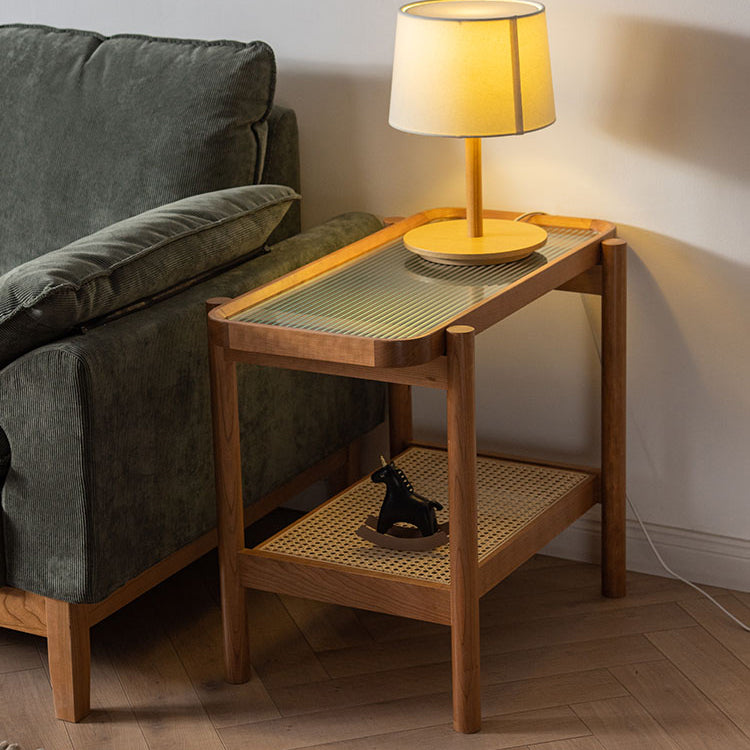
[578,292,750,631]
[498,209,746,626]
[626,492,750,631]
[514,211,549,222]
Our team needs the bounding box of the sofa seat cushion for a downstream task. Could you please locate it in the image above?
[0,24,276,271]
[0,184,298,368]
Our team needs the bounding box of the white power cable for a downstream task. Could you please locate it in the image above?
[626,493,750,632]
[578,292,750,631]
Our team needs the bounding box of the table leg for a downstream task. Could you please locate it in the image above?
[208,324,251,683]
[446,325,481,733]
[601,239,627,598]
[388,383,413,457]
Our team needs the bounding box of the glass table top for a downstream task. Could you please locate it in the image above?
[230,225,596,340]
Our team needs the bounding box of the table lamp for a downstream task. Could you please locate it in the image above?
[389,0,555,265]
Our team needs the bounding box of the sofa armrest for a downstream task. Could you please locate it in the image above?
[0,211,385,601]
[0,184,299,368]
[262,106,302,243]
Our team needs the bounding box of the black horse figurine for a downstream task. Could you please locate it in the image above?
[371,457,443,538]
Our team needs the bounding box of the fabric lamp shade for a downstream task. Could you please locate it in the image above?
[389,0,555,138]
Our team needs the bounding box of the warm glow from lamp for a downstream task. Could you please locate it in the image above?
[389,0,556,264]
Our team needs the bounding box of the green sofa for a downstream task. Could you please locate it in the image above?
[0,24,385,721]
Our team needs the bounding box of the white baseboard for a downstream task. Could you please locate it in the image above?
[540,507,750,594]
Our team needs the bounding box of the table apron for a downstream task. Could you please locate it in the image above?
[223,348,450,389]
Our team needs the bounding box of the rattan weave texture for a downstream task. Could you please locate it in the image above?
[258,446,592,585]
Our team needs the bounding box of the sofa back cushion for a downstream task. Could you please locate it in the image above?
[0,24,276,274]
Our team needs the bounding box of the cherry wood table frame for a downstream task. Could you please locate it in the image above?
[207,209,627,734]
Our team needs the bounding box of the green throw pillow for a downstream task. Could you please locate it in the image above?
[0,184,299,368]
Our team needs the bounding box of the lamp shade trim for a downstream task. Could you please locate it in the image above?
[509,17,524,134]
[386,120,557,140]
[399,1,545,22]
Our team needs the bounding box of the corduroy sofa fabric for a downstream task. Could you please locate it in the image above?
[0,430,7,586]
[0,184,298,367]
[0,212,385,602]
[262,107,302,245]
[0,24,276,273]
[0,23,386,607]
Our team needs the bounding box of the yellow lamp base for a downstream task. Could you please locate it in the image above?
[404,219,547,266]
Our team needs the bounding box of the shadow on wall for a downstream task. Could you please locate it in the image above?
[412,223,750,536]
[274,65,463,226]
[620,223,750,533]
[600,17,750,180]
[414,286,603,468]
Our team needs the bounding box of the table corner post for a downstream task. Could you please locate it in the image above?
[601,238,627,598]
[388,383,413,458]
[446,325,481,733]
[207,322,251,683]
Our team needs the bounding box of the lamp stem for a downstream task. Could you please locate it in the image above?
[465,137,483,238]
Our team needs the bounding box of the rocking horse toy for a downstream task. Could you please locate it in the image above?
[356,456,449,551]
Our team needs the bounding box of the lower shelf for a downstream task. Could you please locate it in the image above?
[240,446,598,623]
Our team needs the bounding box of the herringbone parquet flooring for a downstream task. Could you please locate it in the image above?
[1,511,749,749]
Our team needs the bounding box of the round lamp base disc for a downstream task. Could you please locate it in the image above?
[404,219,547,265]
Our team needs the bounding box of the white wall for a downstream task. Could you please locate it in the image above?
[4,1,749,590]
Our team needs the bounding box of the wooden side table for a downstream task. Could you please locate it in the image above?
[207,208,627,733]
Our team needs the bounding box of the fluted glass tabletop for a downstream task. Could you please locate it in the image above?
[230,225,596,340]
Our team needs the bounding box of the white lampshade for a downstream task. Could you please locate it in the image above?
[389,0,555,138]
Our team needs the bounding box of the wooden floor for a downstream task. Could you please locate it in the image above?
[1,511,749,750]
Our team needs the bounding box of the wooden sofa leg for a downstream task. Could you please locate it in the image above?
[45,598,91,722]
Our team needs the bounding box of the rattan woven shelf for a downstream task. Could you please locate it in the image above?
[258,446,592,585]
